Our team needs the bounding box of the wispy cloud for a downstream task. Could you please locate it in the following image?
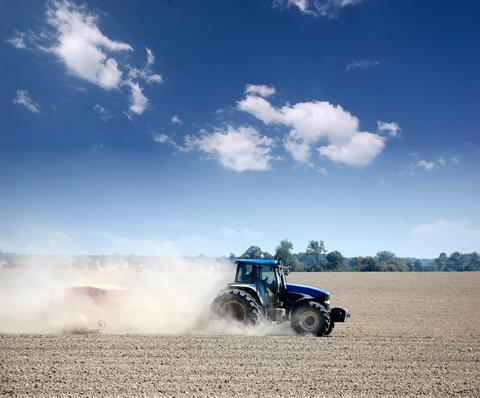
[152,133,171,144]
[8,1,162,117]
[377,121,400,138]
[451,155,461,164]
[244,84,276,98]
[6,30,27,49]
[346,59,379,71]
[273,0,362,18]
[93,104,112,121]
[414,160,435,172]
[125,80,149,115]
[407,154,461,174]
[151,133,187,152]
[171,115,183,124]
[46,0,133,90]
[12,90,41,113]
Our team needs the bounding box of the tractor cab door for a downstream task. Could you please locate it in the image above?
[257,265,281,306]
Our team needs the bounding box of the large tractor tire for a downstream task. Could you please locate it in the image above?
[324,321,335,336]
[291,301,330,336]
[211,289,262,325]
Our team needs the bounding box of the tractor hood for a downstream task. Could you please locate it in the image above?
[286,283,329,298]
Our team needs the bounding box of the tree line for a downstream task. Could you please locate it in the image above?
[229,240,480,272]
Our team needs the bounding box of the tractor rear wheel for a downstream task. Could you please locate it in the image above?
[291,301,330,336]
[211,289,262,325]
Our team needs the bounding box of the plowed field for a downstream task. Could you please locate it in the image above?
[1,272,479,397]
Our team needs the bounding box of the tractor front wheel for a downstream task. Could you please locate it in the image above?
[211,289,262,325]
[291,301,330,336]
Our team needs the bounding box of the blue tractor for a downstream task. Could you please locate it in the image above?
[211,258,349,336]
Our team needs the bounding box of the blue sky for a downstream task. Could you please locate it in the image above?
[1,0,479,258]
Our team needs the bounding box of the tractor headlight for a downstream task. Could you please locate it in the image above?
[324,299,330,305]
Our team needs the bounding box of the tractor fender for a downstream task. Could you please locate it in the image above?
[227,283,265,309]
[288,294,316,318]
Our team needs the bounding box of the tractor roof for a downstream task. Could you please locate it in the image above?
[236,258,279,266]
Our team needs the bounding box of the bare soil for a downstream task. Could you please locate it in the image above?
[1,272,479,397]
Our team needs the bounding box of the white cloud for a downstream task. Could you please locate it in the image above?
[93,104,111,121]
[437,156,446,166]
[146,47,155,65]
[377,121,400,138]
[346,59,379,71]
[152,133,171,143]
[47,0,132,90]
[128,47,163,84]
[171,115,183,124]
[317,167,328,175]
[238,91,385,167]
[9,1,162,117]
[151,133,187,152]
[185,126,276,172]
[245,84,276,98]
[407,154,461,175]
[283,137,313,164]
[451,155,461,164]
[410,220,480,257]
[274,0,362,18]
[6,30,27,49]
[12,90,41,113]
[317,132,385,167]
[126,80,148,115]
[414,160,435,172]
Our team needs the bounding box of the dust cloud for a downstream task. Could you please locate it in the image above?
[0,257,295,335]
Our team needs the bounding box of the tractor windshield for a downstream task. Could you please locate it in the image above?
[235,264,253,283]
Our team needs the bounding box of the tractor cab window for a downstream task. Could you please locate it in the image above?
[235,264,253,283]
[259,265,278,302]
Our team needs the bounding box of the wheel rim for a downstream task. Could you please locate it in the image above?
[220,300,247,321]
[298,310,320,333]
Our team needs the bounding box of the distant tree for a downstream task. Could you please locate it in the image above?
[435,252,448,271]
[228,253,237,263]
[447,251,462,271]
[325,251,345,270]
[238,246,274,260]
[470,252,480,271]
[261,251,274,259]
[275,239,303,271]
[412,259,423,272]
[376,251,396,262]
[306,240,326,269]
[240,246,263,259]
[358,256,382,272]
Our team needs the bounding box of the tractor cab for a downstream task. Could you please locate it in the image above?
[231,258,288,319]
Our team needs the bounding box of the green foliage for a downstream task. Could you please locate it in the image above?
[433,251,480,271]
[240,246,273,259]
[326,251,345,270]
[275,239,302,271]
[228,241,480,273]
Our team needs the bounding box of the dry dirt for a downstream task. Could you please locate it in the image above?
[1,272,480,397]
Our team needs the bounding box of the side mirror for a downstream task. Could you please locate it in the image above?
[284,266,291,276]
